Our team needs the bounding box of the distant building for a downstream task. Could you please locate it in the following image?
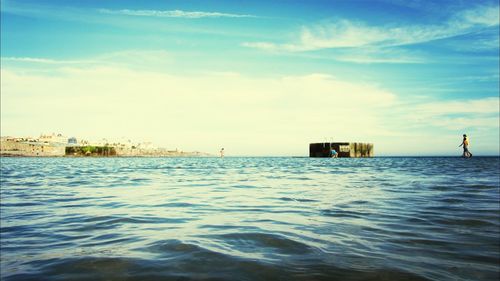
[39,133,68,144]
[1,133,206,157]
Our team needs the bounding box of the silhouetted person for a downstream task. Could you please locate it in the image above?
[459,134,472,158]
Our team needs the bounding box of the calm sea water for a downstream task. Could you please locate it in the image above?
[0,157,499,281]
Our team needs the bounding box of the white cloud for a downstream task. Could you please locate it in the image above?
[98,9,256,19]
[385,97,500,147]
[456,5,500,26]
[1,54,498,155]
[0,63,396,155]
[243,5,500,52]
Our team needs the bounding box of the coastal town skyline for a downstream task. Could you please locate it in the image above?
[0,132,208,157]
[1,0,499,156]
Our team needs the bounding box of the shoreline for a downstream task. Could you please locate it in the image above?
[0,154,214,158]
[1,154,498,158]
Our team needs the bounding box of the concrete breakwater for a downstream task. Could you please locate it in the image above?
[310,142,374,157]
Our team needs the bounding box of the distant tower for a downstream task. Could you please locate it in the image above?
[68,137,77,145]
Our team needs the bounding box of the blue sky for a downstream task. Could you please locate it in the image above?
[1,0,499,155]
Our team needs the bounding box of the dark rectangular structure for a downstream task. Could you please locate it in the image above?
[309,142,374,158]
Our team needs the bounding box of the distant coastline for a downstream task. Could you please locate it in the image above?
[0,133,211,157]
[0,153,211,158]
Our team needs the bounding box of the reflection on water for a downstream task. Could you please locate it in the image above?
[1,157,499,281]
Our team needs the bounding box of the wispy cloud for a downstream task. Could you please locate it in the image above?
[387,96,499,132]
[335,47,427,64]
[243,43,428,64]
[1,57,86,64]
[98,9,256,19]
[243,5,499,52]
[1,50,172,69]
[415,97,500,116]
[457,4,500,26]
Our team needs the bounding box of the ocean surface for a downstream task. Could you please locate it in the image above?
[0,157,499,281]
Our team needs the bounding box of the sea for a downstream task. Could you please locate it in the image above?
[0,157,499,281]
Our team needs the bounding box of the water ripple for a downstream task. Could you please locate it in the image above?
[1,156,499,281]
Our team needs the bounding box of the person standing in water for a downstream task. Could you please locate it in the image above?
[459,134,472,158]
[330,147,338,158]
[220,148,224,158]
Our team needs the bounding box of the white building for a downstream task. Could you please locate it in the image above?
[39,133,68,144]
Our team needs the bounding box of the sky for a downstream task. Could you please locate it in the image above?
[1,0,499,156]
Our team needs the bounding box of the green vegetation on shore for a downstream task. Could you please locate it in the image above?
[66,146,116,156]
